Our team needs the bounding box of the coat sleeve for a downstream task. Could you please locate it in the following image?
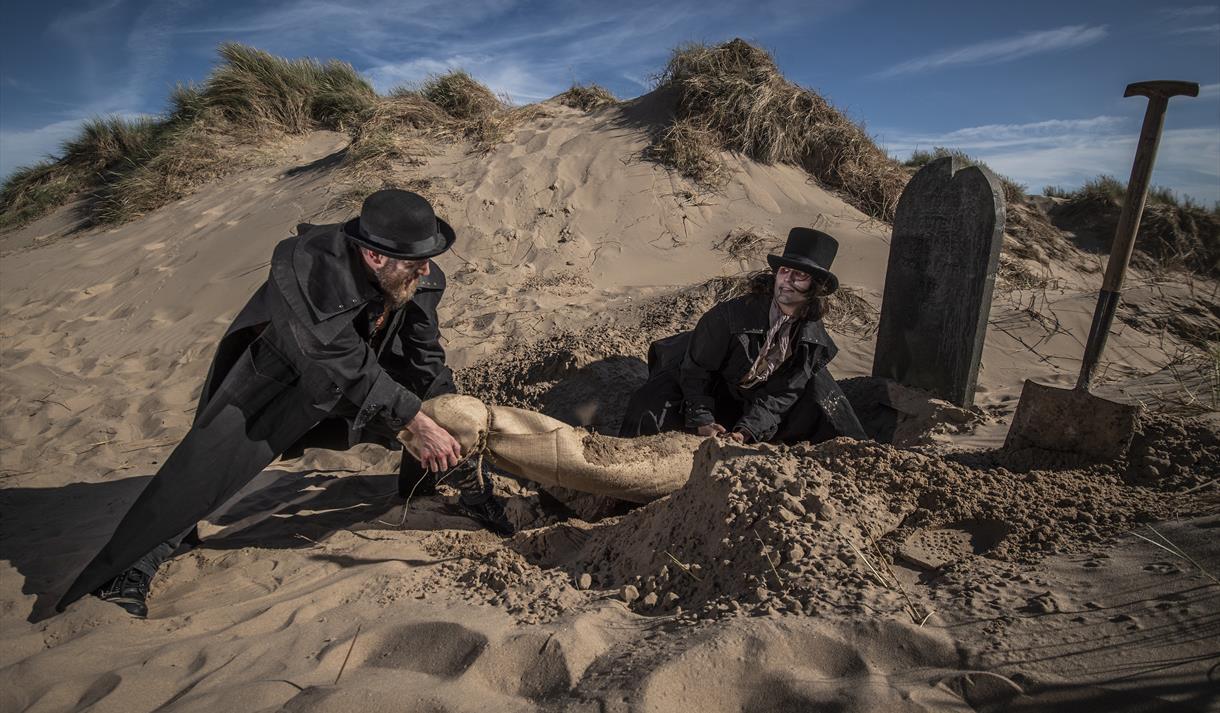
[735,343,825,442]
[286,312,422,432]
[679,305,732,428]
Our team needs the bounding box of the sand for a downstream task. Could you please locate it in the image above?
[1,94,1218,712]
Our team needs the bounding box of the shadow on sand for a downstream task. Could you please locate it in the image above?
[0,465,464,622]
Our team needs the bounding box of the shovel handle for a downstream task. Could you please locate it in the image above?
[1076,81,1198,389]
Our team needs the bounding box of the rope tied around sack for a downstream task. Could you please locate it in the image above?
[394,407,495,528]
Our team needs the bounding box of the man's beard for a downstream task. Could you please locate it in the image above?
[374,262,421,309]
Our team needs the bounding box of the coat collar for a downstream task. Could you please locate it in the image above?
[735,293,837,353]
[287,224,446,322]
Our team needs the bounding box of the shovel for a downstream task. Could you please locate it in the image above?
[1004,80,1198,460]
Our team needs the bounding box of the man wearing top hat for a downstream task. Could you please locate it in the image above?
[59,189,511,618]
[620,227,866,445]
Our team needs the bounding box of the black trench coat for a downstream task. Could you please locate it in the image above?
[620,292,865,443]
[58,222,452,610]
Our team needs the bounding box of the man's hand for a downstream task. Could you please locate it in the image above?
[696,423,727,438]
[725,431,746,443]
[405,411,462,473]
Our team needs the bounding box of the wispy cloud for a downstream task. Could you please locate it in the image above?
[1168,23,1220,34]
[878,117,1220,203]
[1160,5,1219,19]
[873,24,1108,79]
[1199,82,1220,99]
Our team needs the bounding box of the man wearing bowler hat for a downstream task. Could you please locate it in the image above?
[59,189,511,618]
[621,227,866,444]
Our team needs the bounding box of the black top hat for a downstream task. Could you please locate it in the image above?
[766,227,840,294]
[343,189,456,260]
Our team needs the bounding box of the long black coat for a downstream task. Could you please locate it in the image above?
[58,222,451,610]
[621,292,865,442]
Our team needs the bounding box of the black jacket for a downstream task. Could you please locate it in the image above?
[679,293,840,442]
[58,223,450,611]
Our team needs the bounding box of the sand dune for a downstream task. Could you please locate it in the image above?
[1,94,1217,712]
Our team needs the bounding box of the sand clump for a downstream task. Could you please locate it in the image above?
[418,530,587,624]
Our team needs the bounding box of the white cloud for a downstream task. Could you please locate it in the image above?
[1160,5,1219,18]
[879,118,1220,204]
[364,54,564,103]
[0,111,156,181]
[1199,82,1220,99]
[1169,23,1220,34]
[873,25,1109,79]
[0,118,86,179]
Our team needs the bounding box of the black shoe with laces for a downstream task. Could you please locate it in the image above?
[93,568,152,618]
[398,458,436,498]
[453,494,515,537]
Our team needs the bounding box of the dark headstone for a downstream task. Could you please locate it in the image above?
[872,156,1004,407]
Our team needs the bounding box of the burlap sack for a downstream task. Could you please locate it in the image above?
[399,394,695,503]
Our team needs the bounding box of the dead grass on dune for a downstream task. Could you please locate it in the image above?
[0,162,86,231]
[1,115,168,229]
[556,83,618,111]
[649,39,907,222]
[714,226,782,261]
[2,43,380,230]
[419,70,503,121]
[202,42,377,134]
[1049,176,1220,277]
[93,114,256,224]
[645,119,729,189]
[462,104,549,154]
[1,44,551,232]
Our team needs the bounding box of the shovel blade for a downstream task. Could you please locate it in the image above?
[1004,380,1140,460]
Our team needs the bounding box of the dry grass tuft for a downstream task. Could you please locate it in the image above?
[650,39,907,221]
[2,42,382,231]
[714,226,781,261]
[93,114,254,224]
[202,42,377,134]
[61,116,165,173]
[825,286,880,337]
[420,70,503,121]
[0,162,86,230]
[1049,175,1220,276]
[460,104,548,154]
[556,83,618,111]
[644,119,729,189]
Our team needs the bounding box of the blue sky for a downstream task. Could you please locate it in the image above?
[2,0,1218,203]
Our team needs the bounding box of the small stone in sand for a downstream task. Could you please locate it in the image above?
[577,573,592,590]
[621,585,639,603]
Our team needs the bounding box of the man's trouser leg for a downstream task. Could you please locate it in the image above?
[772,369,867,444]
[619,368,686,437]
[128,525,197,580]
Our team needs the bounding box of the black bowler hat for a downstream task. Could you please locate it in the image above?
[343,189,456,260]
[766,227,840,294]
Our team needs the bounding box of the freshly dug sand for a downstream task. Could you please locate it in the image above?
[515,414,1217,621]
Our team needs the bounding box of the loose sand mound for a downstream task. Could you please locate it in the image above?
[514,415,1216,623]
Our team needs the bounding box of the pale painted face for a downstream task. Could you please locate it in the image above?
[774,265,814,309]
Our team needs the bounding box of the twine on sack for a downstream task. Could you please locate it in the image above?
[391,407,495,528]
